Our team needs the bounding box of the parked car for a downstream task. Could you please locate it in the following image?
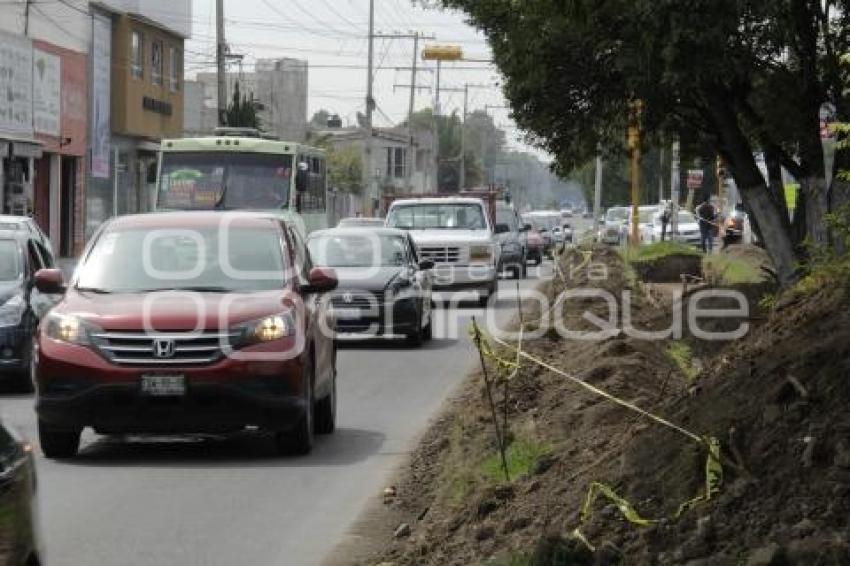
[600,207,629,245]
[495,201,528,279]
[524,225,544,265]
[0,230,61,391]
[524,211,564,255]
[0,418,43,566]
[385,197,502,307]
[336,217,385,229]
[33,211,339,458]
[0,215,55,267]
[642,210,701,246]
[626,205,660,245]
[307,227,434,345]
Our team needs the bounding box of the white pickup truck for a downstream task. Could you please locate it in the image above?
[385,196,503,306]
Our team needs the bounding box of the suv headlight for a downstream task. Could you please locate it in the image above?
[237,312,296,346]
[469,245,493,262]
[0,295,26,327]
[44,313,95,345]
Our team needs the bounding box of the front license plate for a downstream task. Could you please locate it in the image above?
[140,374,186,397]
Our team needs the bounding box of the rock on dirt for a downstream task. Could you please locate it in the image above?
[393,523,411,539]
[746,542,783,566]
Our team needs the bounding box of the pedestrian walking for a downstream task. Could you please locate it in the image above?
[660,204,671,242]
[695,197,717,254]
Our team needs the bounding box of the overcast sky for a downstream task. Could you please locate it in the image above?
[183,0,548,160]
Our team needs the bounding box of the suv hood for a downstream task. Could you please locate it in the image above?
[329,266,406,292]
[57,289,292,332]
[406,229,493,244]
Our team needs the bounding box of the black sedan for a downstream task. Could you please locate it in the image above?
[0,231,59,391]
[307,228,434,346]
[0,418,43,566]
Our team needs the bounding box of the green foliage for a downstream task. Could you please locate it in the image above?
[481,438,551,483]
[327,144,363,194]
[224,81,261,130]
[667,341,699,382]
[703,255,763,285]
[795,204,850,294]
[626,241,701,263]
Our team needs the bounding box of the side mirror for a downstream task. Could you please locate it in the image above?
[494,223,511,234]
[303,267,338,294]
[418,259,435,271]
[522,223,533,232]
[34,268,65,294]
[295,162,309,193]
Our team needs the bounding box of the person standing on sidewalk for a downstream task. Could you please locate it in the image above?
[660,204,671,242]
[696,197,717,253]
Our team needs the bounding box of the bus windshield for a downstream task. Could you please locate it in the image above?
[158,152,293,211]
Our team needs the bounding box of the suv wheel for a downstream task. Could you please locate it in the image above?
[478,281,497,307]
[38,419,81,459]
[315,369,336,435]
[406,309,424,347]
[276,357,315,455]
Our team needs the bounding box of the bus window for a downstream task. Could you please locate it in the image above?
[158,152,293,210]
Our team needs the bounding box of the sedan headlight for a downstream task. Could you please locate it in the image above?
[0,295,26,327]
[239,313,296,345]
[469,245,493,262]
[44,313,94,345]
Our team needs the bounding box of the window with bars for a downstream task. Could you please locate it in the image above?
[131,31,143,79]
[386,147,406,179]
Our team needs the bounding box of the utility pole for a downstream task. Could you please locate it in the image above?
[593,152,603,240]
[24,0,31,36]
[407,33,420,193]
[658,147,665,203]
[363,0,376,214]
[433,60,441,192]
[460,84,468,190]
[671,140,680,234]
[216,0,227,127]
[628,100,643,247]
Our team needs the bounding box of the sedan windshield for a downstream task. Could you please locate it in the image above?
[387,204,487,230]
[606,208,629,222]
[158,152,293,211]
[0,240,21,281]
[76,227,287,293]
[308,234,409,268]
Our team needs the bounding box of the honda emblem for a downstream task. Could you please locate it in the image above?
[153,338,176,359]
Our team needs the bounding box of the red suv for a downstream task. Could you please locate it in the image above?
[32,212,338,458]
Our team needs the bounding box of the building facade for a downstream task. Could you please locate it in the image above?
[192,58,309,142]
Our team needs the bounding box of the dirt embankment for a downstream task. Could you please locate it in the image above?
[353,245,850,565]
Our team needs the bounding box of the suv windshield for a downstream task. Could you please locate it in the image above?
[387,203,487,230]
[0,240,21,281]
[76,227,287,293]
[606,208,629,222]
[158,152,293,211]
[308,234,409,268]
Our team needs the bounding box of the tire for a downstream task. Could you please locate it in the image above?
[276,356,315,455]
[314,366,336,435]
[38,419,80,459]
[406,309,424,347]
[19,335,36,394]
[478,281,497,307]
[520,259,528,279]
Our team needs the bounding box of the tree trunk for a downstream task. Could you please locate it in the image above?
[801,176,830,247]
[706,88,799,287]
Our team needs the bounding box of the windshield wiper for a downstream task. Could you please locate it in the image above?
[76,286,112,294]
[138,286,233,293]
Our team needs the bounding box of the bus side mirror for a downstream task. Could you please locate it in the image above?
[295,162,309,193]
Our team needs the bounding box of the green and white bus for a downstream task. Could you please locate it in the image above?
[155,128,329,233]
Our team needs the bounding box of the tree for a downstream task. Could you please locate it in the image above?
[327,144,363,194]
[224,81,262,130]
[407,108,484,191]
[440,0,850,286]
[310,109,332,128]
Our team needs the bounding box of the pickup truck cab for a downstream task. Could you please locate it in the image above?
[385,197,501,306]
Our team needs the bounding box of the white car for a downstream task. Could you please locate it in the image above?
[626,205,661,245]
[641,210,701,246]
[385,197,501,306]
[600,207,629,245]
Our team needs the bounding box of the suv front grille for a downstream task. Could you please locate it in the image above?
[419,246,461,264]
[330,291,385,309]
[91,331,240,366]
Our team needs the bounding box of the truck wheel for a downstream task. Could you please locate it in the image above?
[314,370,336,435]
[38,420,81,459]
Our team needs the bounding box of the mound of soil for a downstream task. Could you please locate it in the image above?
[358,247,849,565]
[631,254,703,283]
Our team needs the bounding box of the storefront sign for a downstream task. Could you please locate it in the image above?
[0,31,33,135]
[687,169,704,190]
[91,14,111,179]
[33,49,61,136]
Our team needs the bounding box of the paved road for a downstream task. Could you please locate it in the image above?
[0,266,552,566]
